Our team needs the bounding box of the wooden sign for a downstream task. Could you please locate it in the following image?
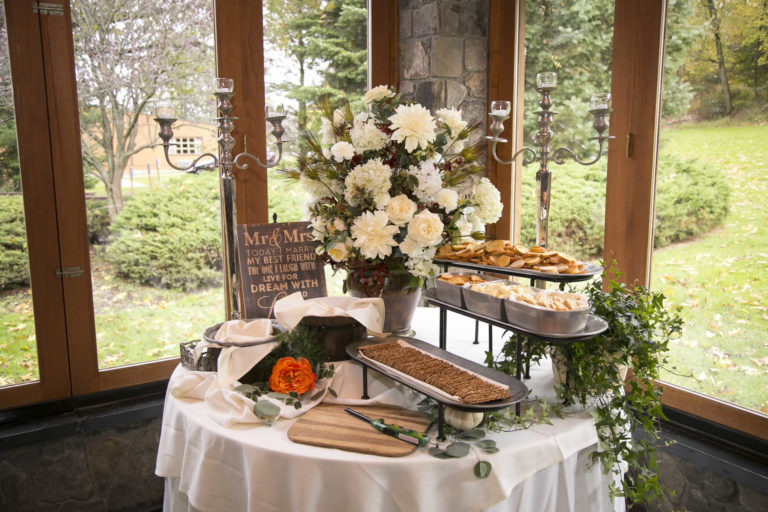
[237,222,327,318]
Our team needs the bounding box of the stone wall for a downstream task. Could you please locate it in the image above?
[398,0,489,134]
[0,412,163,511]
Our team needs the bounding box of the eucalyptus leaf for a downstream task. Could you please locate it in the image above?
[310,388,325,401]
[253,399,280,419]
[480,447,500,454]
[234,384,257,394]
[475,439,496,450]
[474,461,492,479]
[328,387,337,398]
[457,428,485,440]
[267,392,291,400]
[445,441,470,458]
[428,447,452,459]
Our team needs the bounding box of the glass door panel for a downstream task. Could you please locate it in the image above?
[520,0,614,268]
[71,0,222,369]
[263,0,369,296]
[652,0,768,413]
[0,5,40,387]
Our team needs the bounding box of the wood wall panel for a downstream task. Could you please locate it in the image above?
[603,0,665,287]
[368,0,399,89]
[1,0,71,407]
[487,0,525,242]
[214,0,268,225]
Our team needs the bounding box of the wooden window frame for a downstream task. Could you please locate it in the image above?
[1,0,399,409]
[488,0,768,441]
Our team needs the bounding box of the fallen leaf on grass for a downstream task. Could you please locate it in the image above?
[751,357,768,367]
[740,366,762,376]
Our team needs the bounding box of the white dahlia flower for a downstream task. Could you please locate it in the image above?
[351,210,400,260]
[388,104,437,153]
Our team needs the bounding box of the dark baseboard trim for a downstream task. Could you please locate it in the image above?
[0,380,168,451]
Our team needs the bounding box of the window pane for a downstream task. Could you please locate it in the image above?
[263,0,369,295]
[520,0,614,267]
[71,0,222,369]
[652,1,768,413]
[0,7,40,386]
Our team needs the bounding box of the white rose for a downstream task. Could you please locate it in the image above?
[332,218,346,233]
[399,235,420,256]
[330,141,355,162]
[328,240,351,262]
[407,209,445,247]
[435,188,458,212]
[435,108,468,138]
[374,192,391,209]
[386,194,417,226]
[364,85,395,104]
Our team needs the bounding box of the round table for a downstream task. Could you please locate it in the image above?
[156,308,624,512]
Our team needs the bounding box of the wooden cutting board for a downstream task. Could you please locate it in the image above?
[287,403,431,457]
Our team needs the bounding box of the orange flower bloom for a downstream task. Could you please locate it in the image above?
[269,357,317,395]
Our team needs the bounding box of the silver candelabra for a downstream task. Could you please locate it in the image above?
[486,72,614,249]
[154,78,288,320]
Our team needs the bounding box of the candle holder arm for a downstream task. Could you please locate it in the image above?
[551,137,609,166]
[490,142,538,166]
[160,143,219,172]
[233,143,284,170]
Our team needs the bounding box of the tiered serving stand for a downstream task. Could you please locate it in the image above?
[345,259,608,440]
[427,259,609,417]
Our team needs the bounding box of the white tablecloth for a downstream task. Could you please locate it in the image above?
[156,309,624,512]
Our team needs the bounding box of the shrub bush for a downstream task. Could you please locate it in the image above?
[86,199,111,244]
[106,174,222,290]
[520,154,730,259]
[0,195,30,291]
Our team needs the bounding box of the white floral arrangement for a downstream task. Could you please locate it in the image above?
[280,86,503,286]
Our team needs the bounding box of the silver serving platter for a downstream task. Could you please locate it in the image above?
[434,273,499,308]
[434,259,603,283]
[503,291,589,335]
[347,337,528,412]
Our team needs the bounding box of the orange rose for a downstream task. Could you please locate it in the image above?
[269,357,317,395]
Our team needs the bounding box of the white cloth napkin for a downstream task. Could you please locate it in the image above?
[213,319,273,344]
[274,292,385,334]
[192,319,276,387]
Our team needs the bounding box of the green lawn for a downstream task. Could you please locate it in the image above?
[652,123,768,413]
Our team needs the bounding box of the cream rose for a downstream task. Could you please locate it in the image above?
[328,239,352,262]
[364,85,395,104]
[386,194,417,226]
[407,209,445,247]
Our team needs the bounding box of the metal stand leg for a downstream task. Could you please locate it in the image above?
[439,307,447,350]
[437,403,446,441]
[488,324,493,354]
[473,320,479,345]
[515,333,522,417]
[361,366,369,400]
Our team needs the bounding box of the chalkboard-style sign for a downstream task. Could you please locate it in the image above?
[237,222,327,318]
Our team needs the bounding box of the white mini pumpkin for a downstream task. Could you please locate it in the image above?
[444,407,484,431]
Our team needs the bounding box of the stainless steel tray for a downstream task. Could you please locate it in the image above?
[461,282,513,322]
[434,259,602,283]
[503,291,589,335]
[434,273,497,308]
[347,337,528,412]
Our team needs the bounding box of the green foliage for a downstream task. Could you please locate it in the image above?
[519,153,730,259]
[0,120,20,193]
[86,199,111,244]
[0,195,29,291]
[654,153,730,247]
[491,275,682,505]
[105,174,221,290]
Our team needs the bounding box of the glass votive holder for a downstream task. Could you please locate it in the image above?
[536,72,557,89]
[590,93,612,110]
[214,77,234,94]
[266,104,285,118]
[155,102,175,120]
[491,100,511,116]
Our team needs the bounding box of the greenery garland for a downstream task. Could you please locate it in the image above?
[488,275,682,505]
